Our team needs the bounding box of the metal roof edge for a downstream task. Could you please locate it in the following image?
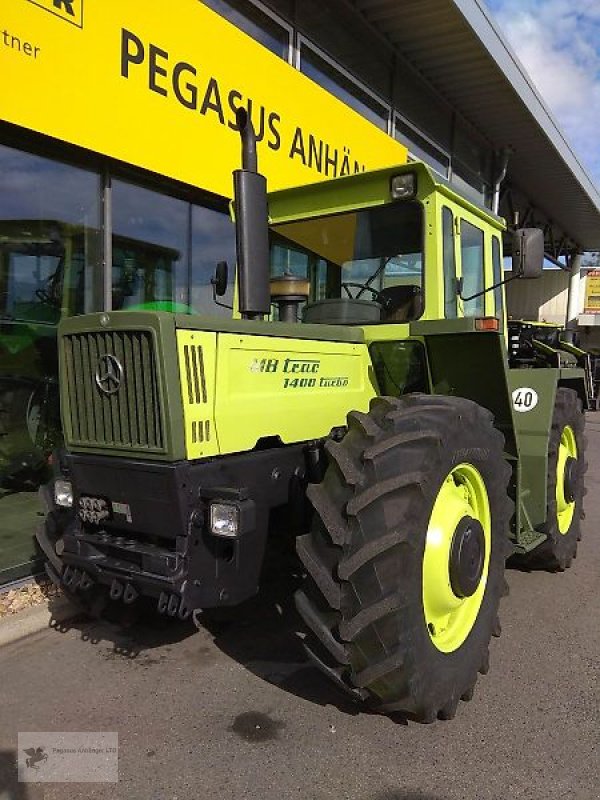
[452,0,600,211]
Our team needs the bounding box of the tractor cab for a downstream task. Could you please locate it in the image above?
[265,161,515,332]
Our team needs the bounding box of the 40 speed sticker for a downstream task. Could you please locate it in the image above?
[512,387,539,413]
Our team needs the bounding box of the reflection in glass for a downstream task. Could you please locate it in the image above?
[111,181,236,316]
[0,145,101,581]
[112,180,188,311]
[190,205,236,316]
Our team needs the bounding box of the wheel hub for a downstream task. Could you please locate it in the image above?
[449,517,485,598]
[423,463,491,653]
[556,425,578,534]
[563,456,578,503]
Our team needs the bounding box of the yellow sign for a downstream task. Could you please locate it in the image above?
[26,0,83,28]
[584,270,600,313]
[2,1,407,197]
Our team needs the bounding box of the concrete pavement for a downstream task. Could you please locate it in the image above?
[0,417,599,800]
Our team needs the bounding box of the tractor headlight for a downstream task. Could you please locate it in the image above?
[210,503,240,538]
[391,172,417,200]
[54,479,74,508]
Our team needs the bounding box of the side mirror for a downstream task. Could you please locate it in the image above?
[512,228,544,278]
[212,261,229,297]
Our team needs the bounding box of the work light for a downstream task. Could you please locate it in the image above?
[54,479,74,508]
[391,172,417,199]
[210,503,240,537]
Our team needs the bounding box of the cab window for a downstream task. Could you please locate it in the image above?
[491,236,503,318]
[442,207,457,318]
[460,220,485,316]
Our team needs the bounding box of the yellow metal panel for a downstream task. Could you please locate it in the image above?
[176,330,219,459]
[584,270,600,314]
[2,1,407,195]
[215,334,376,454]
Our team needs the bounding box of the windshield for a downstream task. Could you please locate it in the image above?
[270,201,424,322]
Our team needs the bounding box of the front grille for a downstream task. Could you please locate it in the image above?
[63,330,165,452]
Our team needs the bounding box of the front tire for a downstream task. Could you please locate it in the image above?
[295,394,512,722]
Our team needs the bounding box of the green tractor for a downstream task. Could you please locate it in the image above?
[37,113,586,722]
[507,319,598,409]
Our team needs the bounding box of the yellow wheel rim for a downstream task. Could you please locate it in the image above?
[556,425,577,534]
[423,464,491,653]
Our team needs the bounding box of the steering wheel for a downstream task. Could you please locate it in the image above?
[341,282,383,302]
[35,289,51,304]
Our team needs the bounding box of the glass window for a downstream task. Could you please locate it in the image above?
[202,0,291,60]
[460,220,485,317]
[0,144,101,581]
[190,204,236,315]
[296,1,392,100]
[442,207,457,318]
[300,45,389,131]
[492,236,504,318]
[111,180,236,316]
[0,147,102,319]
[393,64,453,153]
[272,201,424,321]
[111,180,189,311]
[395,117,450,177]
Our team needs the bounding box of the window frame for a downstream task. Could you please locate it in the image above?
[297,36,392,132]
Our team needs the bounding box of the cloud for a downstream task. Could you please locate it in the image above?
[486,0,600,186]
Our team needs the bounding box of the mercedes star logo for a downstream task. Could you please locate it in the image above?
[95,354,124,395]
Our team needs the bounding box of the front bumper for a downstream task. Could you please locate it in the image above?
[37,444,309,613]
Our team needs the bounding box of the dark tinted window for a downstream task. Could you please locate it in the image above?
[300,46,389,130]
[203,0,290,59]
[297,1,392,100]
[396,117,450,177]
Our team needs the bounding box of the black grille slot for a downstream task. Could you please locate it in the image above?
[183,344,207,404]
[63,330,165,452]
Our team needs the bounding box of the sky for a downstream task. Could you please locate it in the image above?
[485,0,600,188]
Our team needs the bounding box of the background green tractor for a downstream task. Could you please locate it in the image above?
[37,113,586,722]
[507,318,599,409]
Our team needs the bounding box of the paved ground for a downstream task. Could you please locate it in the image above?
[1,417,599,800]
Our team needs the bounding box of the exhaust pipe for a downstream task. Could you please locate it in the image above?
[233,108,271,319]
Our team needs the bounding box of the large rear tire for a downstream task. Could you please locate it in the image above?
[295,394,512,722]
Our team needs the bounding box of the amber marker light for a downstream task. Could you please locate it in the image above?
[475,317,500,331]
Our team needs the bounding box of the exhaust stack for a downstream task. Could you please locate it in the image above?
[233,109,271,319]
